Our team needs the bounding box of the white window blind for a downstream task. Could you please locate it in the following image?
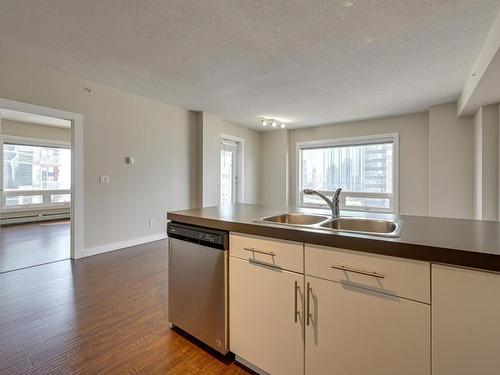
[298,134,398,213]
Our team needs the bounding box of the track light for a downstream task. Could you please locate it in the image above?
[260,117,286,129]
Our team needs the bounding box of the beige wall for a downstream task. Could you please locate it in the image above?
[202,111,261,207]
[0,54,490,250]
[288,112,430,216]
[429,103,474,219]
[0,55,199,249]
[1,119,71,142]
[261,129,289,208]
[258,103,488,220]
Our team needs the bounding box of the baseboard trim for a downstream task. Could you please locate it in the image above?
[235,355,270,375]
[1,213,70,225]
[82,233,168,258]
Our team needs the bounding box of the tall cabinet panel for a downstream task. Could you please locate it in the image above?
[432,264,500,375]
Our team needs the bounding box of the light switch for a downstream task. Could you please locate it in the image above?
[98,175,110,184]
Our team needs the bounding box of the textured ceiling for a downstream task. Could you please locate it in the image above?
[0,0,499,129]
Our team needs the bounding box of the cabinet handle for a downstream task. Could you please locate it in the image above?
[331,264,385,279]
[306,282,311,326]
[294,281,299,323]
[243,247,276,257]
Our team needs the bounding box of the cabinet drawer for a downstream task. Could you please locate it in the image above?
[230,233,303,273]
[305,244,430,303]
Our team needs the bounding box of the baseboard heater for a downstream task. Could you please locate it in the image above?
[1,212,70,225]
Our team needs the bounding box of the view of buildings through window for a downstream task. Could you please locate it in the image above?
[300,141,394,210]
[2,143,71,207]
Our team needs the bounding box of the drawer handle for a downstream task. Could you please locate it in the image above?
[331,265,385,279]
[243,247,276,257]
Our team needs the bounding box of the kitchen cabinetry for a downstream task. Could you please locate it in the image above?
[432,264,500,375]
[305,275,430,375]
[230,232,304,273]
[229,233,432,375]
[305,244,430,303]
[305,244,430,375]
[229,256,304,375]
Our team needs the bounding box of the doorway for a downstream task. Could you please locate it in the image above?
[0,98,83,272]
[220,136,243,205]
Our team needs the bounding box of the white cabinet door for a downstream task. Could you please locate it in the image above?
[230,257,304,375]
[305,276,430,375]
[432,264,500,375]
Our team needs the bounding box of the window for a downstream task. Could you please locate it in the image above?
[5,195,44,207]
[298,134,398,213]
[50,193,71,204]
[2,141,71,210]
[220,138,240,205]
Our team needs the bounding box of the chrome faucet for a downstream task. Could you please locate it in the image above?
[303,188,342,217]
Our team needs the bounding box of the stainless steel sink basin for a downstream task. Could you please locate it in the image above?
[319,217,401,237]
[257,212,402,237]
[259,213,329,226]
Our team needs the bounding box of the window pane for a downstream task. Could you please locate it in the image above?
[303,193,330,206]
[3,144,71,191]
[220,150,233,205]
[345,196,390,209]
[5,195,44,206]
[51,194,71,204]
[301,143,393,194]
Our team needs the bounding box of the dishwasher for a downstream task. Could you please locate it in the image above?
[167,222,229,354]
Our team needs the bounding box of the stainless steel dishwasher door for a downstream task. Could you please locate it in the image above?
[168,237,228,354]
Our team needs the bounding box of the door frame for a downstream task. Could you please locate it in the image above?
[0,98,84,259]
[220,133,244,204]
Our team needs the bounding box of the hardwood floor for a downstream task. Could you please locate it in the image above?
[0,240,253,374]
[0,221,70,273]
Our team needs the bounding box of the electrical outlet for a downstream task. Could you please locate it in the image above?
[98,175,110,184]
[149,219,155,228]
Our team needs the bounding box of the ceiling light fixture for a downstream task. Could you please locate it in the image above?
[260,117,286,129]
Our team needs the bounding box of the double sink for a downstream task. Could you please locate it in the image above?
[257,213,402,237]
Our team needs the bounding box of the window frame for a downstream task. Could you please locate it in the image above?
[296,133,399,214]
[1,135,71,212]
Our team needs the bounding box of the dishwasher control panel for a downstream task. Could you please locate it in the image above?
[167,222,228,250]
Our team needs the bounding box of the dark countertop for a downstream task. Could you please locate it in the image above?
[167,204,500,273]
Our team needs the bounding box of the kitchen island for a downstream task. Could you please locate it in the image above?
[168,204,500,272]
[167,204,500,375]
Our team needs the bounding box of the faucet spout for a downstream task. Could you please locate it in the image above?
[303,188,342,217]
